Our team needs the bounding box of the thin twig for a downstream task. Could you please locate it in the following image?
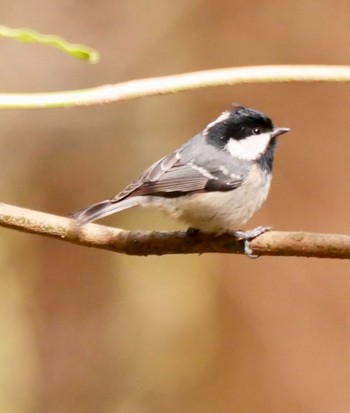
[1,203,349,258]
[1,65,350,108]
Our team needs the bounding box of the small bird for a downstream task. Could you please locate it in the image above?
[71,106,289,256]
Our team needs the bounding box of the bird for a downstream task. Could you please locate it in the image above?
[71,105,289,256]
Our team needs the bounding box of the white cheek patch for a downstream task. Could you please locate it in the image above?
[226,133,271,160]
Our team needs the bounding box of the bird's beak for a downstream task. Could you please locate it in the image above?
[271,127,290,138]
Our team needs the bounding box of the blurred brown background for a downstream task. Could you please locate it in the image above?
[1,1,350,412]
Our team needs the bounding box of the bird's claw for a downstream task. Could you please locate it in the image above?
[186,225,271,258]
[233,226,271,258]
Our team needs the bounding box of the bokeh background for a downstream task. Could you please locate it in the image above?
[1,1,350,412]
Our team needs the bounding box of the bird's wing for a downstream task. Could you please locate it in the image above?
[112,150,243,202]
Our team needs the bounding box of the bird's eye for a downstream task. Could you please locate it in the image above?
[252,128,261,135]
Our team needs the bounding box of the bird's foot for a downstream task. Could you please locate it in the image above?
[186,226,271,258]
[186,227,201,237]
[233,226,271,258]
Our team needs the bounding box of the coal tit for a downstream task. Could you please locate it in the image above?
[72,106,289,256]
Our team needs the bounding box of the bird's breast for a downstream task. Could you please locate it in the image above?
[158,164,272,232]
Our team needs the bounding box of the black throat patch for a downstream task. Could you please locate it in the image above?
[257,138,276,173]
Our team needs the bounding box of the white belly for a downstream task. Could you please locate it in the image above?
[147,165,272,232]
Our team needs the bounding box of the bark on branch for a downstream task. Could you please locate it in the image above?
[1,202,350,258]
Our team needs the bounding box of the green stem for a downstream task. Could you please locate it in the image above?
[1,65,350,109]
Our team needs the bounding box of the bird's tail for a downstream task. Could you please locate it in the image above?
[71,197,141,225]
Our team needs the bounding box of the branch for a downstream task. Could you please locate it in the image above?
[1,202,350,258]
[1,65,350,108]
